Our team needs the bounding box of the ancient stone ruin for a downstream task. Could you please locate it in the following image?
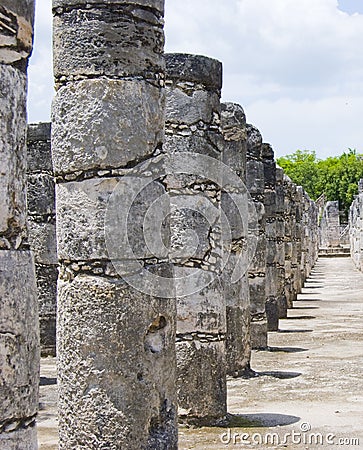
[0,1,39,448]
[27,123,57,357]
[0,1,326,448]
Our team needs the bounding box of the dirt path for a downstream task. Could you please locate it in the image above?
[37,257,363,449]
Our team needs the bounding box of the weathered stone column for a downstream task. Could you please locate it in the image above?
[27,123,57,357]
[0,1,39,448]
[293,186,303,296]
[283,176,295,308]
[320,201,341,248]
[275,167,287,319]
[262,143,279,331]
[246,125,267,348]
[349,180,363,271]
[52,1,177,448]
[221,102,251,376]
[164,53,227,425]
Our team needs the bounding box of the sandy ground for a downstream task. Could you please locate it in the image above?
[37,257,363,449]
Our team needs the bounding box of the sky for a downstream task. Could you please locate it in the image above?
[28,0,363,159]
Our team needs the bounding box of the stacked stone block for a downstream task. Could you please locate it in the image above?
[320,201,341,248]
[0,1,39,448]
[349,180,363,271]
[275,166,287,319]
[27,122,57,357]
[283,176,296,308]
[245,125,267,348]
[52,1,177,448]
[262,143,279,331]
[221,102,251,376]
[293,186,304,296]
[164,53,227,425]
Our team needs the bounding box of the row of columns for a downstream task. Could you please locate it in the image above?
[1,1,320,448]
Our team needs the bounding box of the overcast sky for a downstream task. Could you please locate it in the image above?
[28,0,363,158]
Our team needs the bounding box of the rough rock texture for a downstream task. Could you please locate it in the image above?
[0,1,39,447]
[245,124,268,349]
[275,166,287,319]
[283,175,296,308]
[221,102,251,376]
[262,143,279,331]
[320,200,341,248]
[52,1,178,448]
[27,123,57,356]
[164,53,227,425]
[283,176,319,309]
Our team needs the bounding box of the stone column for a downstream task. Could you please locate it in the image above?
[293,186,303,296]
[27,123,57,357]
[221,102,251,376]
[164,53,227,425]
[320,201,341,248]
[283,175,294,308]
[275,167,287,319]
[262,143,279,331]
[0,1,39,448]
[52,1,177,448]
[246,124,267,349]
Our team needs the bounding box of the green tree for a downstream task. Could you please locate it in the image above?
[277,149,363,220]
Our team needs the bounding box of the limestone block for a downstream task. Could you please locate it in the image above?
[27,174,55,216]
[246,124,262,159]
[57,274,177,449]
[248,235,266,273]
[0,1,34,64]
[176,271,225,335]
[0,427,38,450]
[56,177,168,261]
[248,276,266,315]
[170,200,218,262]
[0,65,27,240]
[28,222,57,265]
[176,340,226,424]
[246,160,264,195]
[165,53,222,91]
[164,134,220,159]
[166,88,220,125]
[35,265,57,316]
[52,79,164,175]
[27,123,52,173]
[0,250,39,421]
[53,3,164,79]
[250,320,268,349]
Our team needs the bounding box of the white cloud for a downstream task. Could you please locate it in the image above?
[27,0,363,157]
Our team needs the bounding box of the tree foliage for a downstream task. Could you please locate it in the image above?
[277,149,363,219]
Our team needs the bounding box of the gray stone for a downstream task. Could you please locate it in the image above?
[57,274,177,449]
[53,3,164,81]
[0,65,27,245]
[52,79,164,175]
[165,53,227,424]
[0,251,39,422]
